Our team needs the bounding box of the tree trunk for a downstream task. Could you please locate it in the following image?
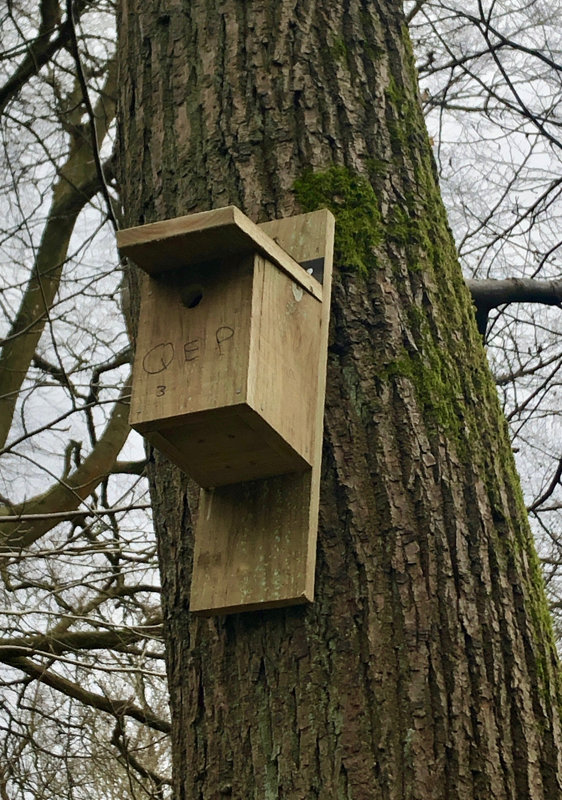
[117,1,562,797]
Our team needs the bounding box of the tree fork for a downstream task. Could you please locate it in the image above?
[117,1,562,797]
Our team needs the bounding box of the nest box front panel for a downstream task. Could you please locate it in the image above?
[130,255,253,424]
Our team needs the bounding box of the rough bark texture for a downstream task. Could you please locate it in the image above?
[117,1,562,797]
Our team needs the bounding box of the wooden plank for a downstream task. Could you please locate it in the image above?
[260,209,332,282]
[117,205,323,301]
[190,209,335,613]
[191,473,313,613]
[247,254,319,467]
[130,256,254,431]
[142,406,310,488]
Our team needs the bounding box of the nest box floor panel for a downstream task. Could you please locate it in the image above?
[143,405,310,488]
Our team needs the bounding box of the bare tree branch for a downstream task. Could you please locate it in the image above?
[65,0,119,231]
[0,504,151,523]
[466,278,562,335]
[528,457,562,513]
[111,719,172,791]
[0,0,72,114]
[0,617,162,660]
[0,378,131,550]
[1,655,170,733]
[0,58,117,448]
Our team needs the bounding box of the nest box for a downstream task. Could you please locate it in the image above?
[117,206,334,614]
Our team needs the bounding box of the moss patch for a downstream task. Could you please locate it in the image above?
[294,166,382,275]
[330,35,348,64]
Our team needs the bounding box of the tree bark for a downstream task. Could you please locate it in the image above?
[117,1,562,797]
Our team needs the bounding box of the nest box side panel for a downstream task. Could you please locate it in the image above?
[190,209,335,614]
[247,255,320,468]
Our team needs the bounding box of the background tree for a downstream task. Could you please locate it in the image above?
[117,0,562,797]
[0,2,170,795]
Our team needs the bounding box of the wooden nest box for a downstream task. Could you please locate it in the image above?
[118,206,334,614]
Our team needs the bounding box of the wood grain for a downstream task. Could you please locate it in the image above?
[130,250,317,487]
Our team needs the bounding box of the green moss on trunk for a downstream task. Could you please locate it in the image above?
[294,166,381,274]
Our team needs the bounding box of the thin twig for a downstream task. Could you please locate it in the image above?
[65,0,119,231]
